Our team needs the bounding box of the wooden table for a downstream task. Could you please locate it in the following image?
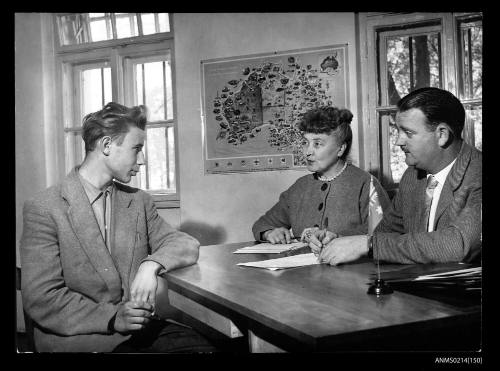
[161,242,480,352]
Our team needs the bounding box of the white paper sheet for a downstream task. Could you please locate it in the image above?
[414,267,482,281]
[237,253,320,270]
[233,241,307,254]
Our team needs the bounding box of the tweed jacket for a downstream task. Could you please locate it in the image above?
[252,164,391,241]
[373,142,482,264]
[20,168,200,352]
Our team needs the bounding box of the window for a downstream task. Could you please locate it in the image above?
[359,12,482,191]
[55,13,179,206]
[56,13,170,46]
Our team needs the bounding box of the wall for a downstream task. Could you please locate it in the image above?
[174,13,360,245]
[15,13,58,332]
[15,13,57,267]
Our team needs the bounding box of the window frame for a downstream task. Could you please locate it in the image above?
[358,12,481,193]
[54,13,173,53]
[54,15,180,208]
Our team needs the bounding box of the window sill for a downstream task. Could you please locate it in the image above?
[153,198,180,209]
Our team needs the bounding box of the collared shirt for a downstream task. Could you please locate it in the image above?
[427,159,456,232]
[78,172,114,252]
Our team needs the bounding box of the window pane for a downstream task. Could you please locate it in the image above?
[82,68,102,116]
[381,112,407,184]
[116,14,138,39]
[460,20,482,99]
[57,14,88,45]
[103,68,112,104]
[142,61,165,121]
[89,19,110,42]
[467,105,482,151]
[146,127,167,190]
[389,120,408,183]
[167,126,176,191]
[141,13,156,35]
[81,67,111,117]
[158,13,170,32]
[136,64,144,105]
[386,33,441,105]
[386,37,411,103]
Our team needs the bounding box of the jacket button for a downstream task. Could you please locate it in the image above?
[318,203,323,211]
[321,183,328,191]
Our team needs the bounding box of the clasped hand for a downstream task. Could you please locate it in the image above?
[113,260,162,333]
[306,230,369,266]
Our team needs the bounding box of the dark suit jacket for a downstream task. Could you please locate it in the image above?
[373,142,482,264]
[20,168,200,352]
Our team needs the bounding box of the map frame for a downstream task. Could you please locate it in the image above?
[201,44,350,174]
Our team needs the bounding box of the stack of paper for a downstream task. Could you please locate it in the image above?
[379,266,481,290]
[237,253,320,270]
[233,241,307,254]
[375,264,481,306]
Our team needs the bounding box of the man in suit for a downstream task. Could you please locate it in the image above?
[307,87,481,265]
[20,102,216,352]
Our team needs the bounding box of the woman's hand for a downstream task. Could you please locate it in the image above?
[302,228,339,255]
[263,227,292,244]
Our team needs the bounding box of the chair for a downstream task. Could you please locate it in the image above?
[16,266,36,352]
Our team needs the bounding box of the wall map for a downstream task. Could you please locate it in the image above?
[201,45,349,173]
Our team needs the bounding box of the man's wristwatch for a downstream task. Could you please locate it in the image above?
[367,235,374,259]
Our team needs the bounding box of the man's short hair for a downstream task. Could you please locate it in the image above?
[298,106,353,161]
[397,87,465,139]
[82,102,148,153]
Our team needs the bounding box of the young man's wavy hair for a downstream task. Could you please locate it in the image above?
[81,102,148,154]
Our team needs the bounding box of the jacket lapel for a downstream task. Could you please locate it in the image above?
[62,168,122,293]
[433,142,472,227]
[111,183,139,296]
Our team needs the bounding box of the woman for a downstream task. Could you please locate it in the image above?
[252,106,390,245]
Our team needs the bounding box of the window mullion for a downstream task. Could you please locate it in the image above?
[154,13,160,33]
[110,13,117,39]
[136,13,143,36]
[165,125,170,190]
[408,36,414,91]
[466,28,474,99]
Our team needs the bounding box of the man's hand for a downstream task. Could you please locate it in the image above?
[263,227,292,244]
[304,229,339,255]
[318,235,369,266]
[113,300,154,334]
[130,261,163,306]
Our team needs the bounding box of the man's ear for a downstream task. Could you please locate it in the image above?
[435,123,453,148]
[100,136,112,155]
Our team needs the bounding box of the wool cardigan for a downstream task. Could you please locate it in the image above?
[252,164,391,241]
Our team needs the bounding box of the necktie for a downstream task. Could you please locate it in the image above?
[423,175,439,231]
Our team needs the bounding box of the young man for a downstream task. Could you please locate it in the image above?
[307,87,482,265]
[20,103,216,352]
